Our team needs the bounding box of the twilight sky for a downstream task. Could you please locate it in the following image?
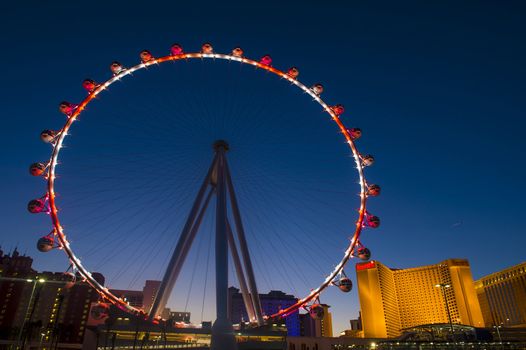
[1,1,525,334]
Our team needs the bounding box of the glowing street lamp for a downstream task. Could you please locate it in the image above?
[435,283,454,337]
[493,325,502,344]
[13,277,46,348]
[39,332,46,350]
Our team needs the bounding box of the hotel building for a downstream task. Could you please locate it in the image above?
[356,259,484,338]
[474,261,526,327]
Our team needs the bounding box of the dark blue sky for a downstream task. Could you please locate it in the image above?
[1,1,525,333]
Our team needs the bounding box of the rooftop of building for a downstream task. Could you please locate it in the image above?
[356,258,471,273]
[110,288,144,295]
[228,286,297,299]
[474,261,526,285]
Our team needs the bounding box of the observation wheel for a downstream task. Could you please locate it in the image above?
[28,43,381,330]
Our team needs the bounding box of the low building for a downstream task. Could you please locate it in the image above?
[341,313,364,338]
[350,315,362,332]
[474,262,526,327]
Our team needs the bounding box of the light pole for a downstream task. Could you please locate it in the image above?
[14,277,46,349]
[435,283,454,338]
[493,325,502,343]
[38,332,45,350]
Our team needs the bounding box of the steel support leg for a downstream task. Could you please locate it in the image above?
[224,159,264,326]
[211,143,237,350]
[227,220,256,323]
[153,188,214,318]
[149,156,218,319]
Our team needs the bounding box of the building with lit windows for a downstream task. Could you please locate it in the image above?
[228,287,301,336]
[0,248,104,346]
[34,271,105,344]
[356,259,485,338]
[474,262,526,327]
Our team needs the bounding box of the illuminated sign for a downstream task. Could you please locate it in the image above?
[356,261,376,271]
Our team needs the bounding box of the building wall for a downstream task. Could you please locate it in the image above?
[474,262,526,327]
[378,262,401,337]
[395,264,444,329]
[447,259,485,327]
[356,261,398,338]
[474,279,492,326]
[356,259,484,338]
[0,279,36,334]
[299,313,315,337]
[319,304,333,337]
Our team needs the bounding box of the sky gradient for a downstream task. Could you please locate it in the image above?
[1,1,526,334]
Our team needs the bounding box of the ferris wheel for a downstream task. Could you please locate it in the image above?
[28,42,381,340]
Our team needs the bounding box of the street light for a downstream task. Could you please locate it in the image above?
[435,283,454,338]
[39,332,46,350]
[15,277,46,348]
[493,325,502,344]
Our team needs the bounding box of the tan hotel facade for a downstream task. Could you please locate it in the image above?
[474,262,526,327]
[356,259,484,338]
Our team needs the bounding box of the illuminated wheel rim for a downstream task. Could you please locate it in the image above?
[44,49,373,319]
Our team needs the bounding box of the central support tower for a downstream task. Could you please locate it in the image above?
[149,140,264,349]
[211,140,236,349]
